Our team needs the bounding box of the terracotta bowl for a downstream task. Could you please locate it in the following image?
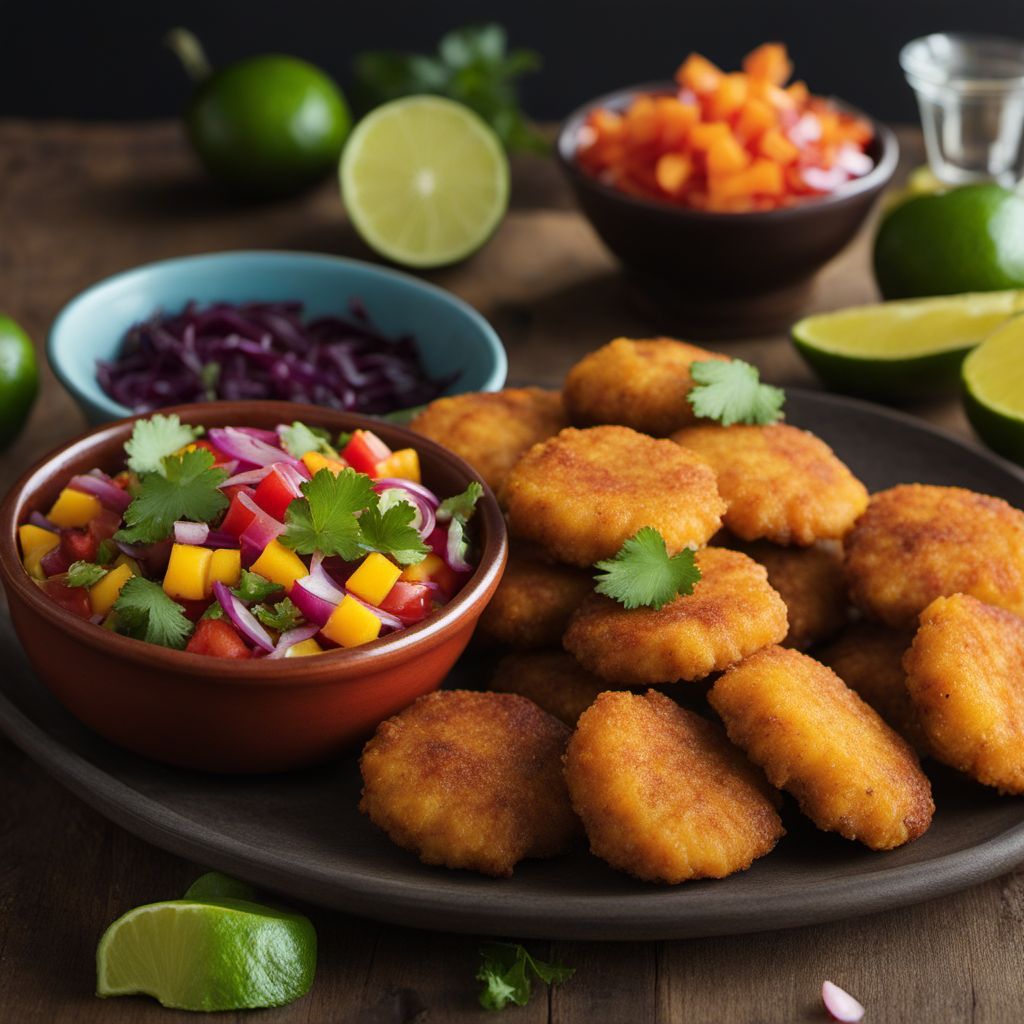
[0,401,507,774]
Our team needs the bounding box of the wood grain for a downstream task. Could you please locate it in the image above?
[0,119,1021,1023]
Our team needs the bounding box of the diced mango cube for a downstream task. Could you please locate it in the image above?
[346,552,401,606]
[208,548,242,592]
[47,488,101,528]
[89,563,133,617]
[373,448,421,483]
[284,638,324,658]
[400,552,443,585]
[250,539,308,593]
[301,451,348,477]
[19,524,60,579]
[322,595,382,648]
[163,544,213,601]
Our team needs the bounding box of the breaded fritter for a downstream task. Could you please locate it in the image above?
[819,622,927,754]
[844,484,1024,628]
[563,547,788,684]
[502,425,725,567]
[733,539,847,649]
[672,423,869,546]
[562,337,729,436]
[564,690,784,883]
[904,594,1024,794]
[489,650,611,725]
[409,388,567,492]
[710,646,934,850]
[359,690,577,876]
[477,544,593,649]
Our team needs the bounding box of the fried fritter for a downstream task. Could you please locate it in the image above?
[502,425,725,567]
[563,547,788,684]
[409,388,567,492]
[672,423,869,546]
[359,690,577,876]
[562,337,729,436]
[819,623,927,754]
[904,594,1024,794]
[733,539,847,649]
[489,650,611,725]
[844,484,1024,628]
[564,690,784,883]
[477,544,593,649]
[709,646,934,850]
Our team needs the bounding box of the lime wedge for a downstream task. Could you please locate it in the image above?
[792,291,1024,400]
[963,315,1024,463]
[96,898,316,1011]
[340,95,509,268]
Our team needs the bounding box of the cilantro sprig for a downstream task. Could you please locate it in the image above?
[357,502,429,566]
[687,359,785,427]
[66,561,108,589]
[278,421,337,460]
[253,597,303,632]
[593,528,702,611]
[112,577,193,649]
[124,414,204,474]
[231,570,284,604]
[476,942,574,1011]
[438,481,483,524]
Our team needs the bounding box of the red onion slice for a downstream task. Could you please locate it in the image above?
[822,981,865,1023]
[212,581,274,652]
[173,521,210,546]
[208,427,299,469]
[377,486,435,541]
[68,473,131,513]
[345,591,404,631]
[290,579,337,626]
[202,529,241,550]
[372,477,440,508]
[266,623,321,659]
[305,553,345,603]
[28,510,58,532]
[220,466,274,489]
[40,546,70,577]
[234,426,281,445]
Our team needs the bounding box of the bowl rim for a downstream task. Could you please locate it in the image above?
[555,80,900,221]
[46,249,508,422]
[0,400,508,685]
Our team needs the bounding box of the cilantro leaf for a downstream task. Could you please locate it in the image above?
[201,600,225,620]
[124,414,204,474]
[115,449,229,545]
[687,359,785,427]
[253,597,303,632]
[278,421,337,460]
[357,501,429,565]
[66,561,107,588]
[476,942,574,1011]
[281,468,377,559]
[231,570,283,604]
[437,481,484,524]
[593,528,702,611]
[112,577,193,649]
[96,539,119,565]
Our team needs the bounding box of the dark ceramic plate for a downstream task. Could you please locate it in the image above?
[2,390,1024,940]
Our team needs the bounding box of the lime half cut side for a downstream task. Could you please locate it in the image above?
[340,95,509,268]
[792,290,1024,401]
[96,898,316,1011]
[963,315,1024,464]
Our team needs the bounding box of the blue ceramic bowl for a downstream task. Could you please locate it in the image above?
[48,250,507,424]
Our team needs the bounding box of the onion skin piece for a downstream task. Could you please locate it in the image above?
[822,981,865,1023]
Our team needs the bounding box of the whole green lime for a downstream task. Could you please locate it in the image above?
[0,315,38,448]
[185,55,351,198]
[874,183,1024,299]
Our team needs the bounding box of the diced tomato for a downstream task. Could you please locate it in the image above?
[220,487,257,537]
[42,578,92,619]
[379,581,433,624]
[425,526,448,559]
[88,507,123,543]
[253,465,302,522]
[112,472,132,490]
[59,527,98,564]
[431,562,465,599]
[341,430,391,475]
[185,618,252,659]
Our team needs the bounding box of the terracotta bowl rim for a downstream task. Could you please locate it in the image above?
[0,400,507,686]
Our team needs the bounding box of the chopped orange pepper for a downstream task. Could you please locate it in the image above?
[742,43,792,85]
[676,53,723,94]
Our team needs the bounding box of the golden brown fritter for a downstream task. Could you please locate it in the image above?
[564,690,784,883]
[562,337,729,436]
[359,690,577,876]
[409,388,567,492]
[489,651,612,725]
[819,623,927,754]
[476,544,593,649]
[844,484,1024,629]
[904,594,1024,794]
[709,646,934,850]
[733,539,848,649]
[502,425,725,567]
[672,423,869,546]
[563,547,788,684]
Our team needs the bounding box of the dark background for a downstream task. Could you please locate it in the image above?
[2,1,1023,123]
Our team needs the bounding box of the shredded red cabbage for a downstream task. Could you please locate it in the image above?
[97,299,454,414]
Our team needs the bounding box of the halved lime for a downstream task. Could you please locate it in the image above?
[183,871,257,902]
[340,95,509,268]
[96,898,316,1011]
[792,291,1024,401]
[0,314,38,448]
[963,315,1024,463]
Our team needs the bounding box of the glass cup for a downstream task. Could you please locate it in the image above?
[900,32,1024,187]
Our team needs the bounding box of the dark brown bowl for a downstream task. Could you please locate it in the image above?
[556,82,899,332]
[0,401,507,774]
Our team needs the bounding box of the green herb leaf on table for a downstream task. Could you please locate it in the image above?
[476,942,574,1011]
[687,359,786,427]
[437,481,484,524]
[253,597,303,632]
[593,528,702,611]
[124,414,204,475]
[231,570,284,604]
[282,468,377,559]
[357,501,429,565]
[66,561,108,589]
[113,577,193,649]
[279,421,337,460]
[115,449,229,545]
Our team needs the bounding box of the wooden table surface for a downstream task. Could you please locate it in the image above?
[1,120,1021,1023]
